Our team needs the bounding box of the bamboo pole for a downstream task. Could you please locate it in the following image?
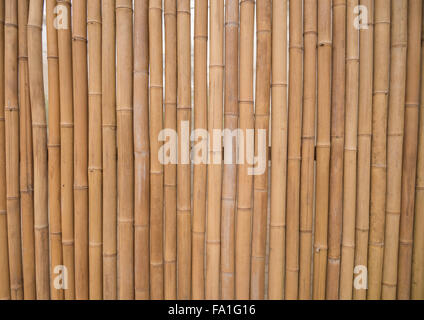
[268,0,288,300]
[134,0,149,300]
[176,0,191,300]
[235,0,254,300]
[221,0,239,300]
[5,0,23,300]
[299,0,317,300]
[250,0,271,301]
[312,0,332,300]
[382,0,407,300]
[397,0,422,300]
[368,0,390,300]
[102,0,117,300]
[164,0,177,300]
[116,0,134,300]
[192,0,207,300]
[87,0,102,300]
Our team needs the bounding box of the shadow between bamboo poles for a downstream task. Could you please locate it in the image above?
[192,0,207,300]
[250,0,271,301]
[101,0,117,300]
[268,0,288,300]
[87,0,103,300]
[134,0,149,301]
[381,0,407,300]
[367,0,390,300]
[116,0,134,300]
[397,0,423,300]
[221,0,239,301]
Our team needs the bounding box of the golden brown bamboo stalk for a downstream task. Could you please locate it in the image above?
[176,0,191,300]
[5,0,23,300]
[268,0,288,300]
[221,0,239,300]
[192,0,207,300]
[299,0,317,300]
[312,0,332,300]
[116,0,134,300]
[164,0,177,300]
[397,0,422,300]
[101,0,117,300]
[236,0,254,300]
[134,0,149,301]
[87,0,102,300]
[250,0,271,301]
[382,0,407,300]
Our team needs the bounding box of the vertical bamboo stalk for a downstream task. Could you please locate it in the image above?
[250,0,271,301]
[397,0,422,300]
[87,0,102,300]
[116,0,134,300]
[268,0,288,300]
[176,0,191,300]
[382,0,407,300]
[192,0,207,300]
[134,0,149,301]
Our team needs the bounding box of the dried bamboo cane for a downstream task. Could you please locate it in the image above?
[164,0,177,300]
[381,0,407,300]
[236,0,255,300]
[192,0,207,300]
[250,0,271,300]
[87,0,103,300]
[397,0,422,300]
[116,0,134,300]
[5,0,23,300]
[134,0,149,300]
[176,0,191,300]
[312,0,332,300]
[221,0,239,300]
[102,0,117,300]
[299,0,317,300]
[268,0,288,300]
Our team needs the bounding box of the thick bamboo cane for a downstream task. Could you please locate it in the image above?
[134,0,149,301]
[176,0,191,300]
[381,0,407,300]
[299,0,317,300]
[250,0,271,301]
[192,0,207,300]
[221,0,239,300]
[116,0,134,300]
[235,0,254,300]
[164,0,177,300]
[87,0,102,300]
[268,0,288,300]
[397,0,422,300]
[312,0,332,300]
[102,0,117,300]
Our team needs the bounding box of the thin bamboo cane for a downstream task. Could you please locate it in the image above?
[192,0,207,300]
[397,0,422,300]
[116,0,134,300]
[134,0,149,300]
[164,0,177,300]
[250,0,271,301]
[368,0,390,300]
[87,0,102,300]
[236,0,255,300]
[5,0,23,300]
[268,0,288,300]
[101,0,117,300]
[299,0,317,300]
[221,0,239,300]
[382,0,407,300]
[176,0,191,300]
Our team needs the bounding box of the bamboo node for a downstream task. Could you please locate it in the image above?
[251,255,265,260]
[88,166,102,172]
[5,105,19,112]
[392,42,407,48]
[177,105,191,110]
[61,123,74,129]
[116,5,133,12]
[176,9,190,15]
[271,82,288,88]
[149,6,163,12]
[405,103,419,108]
[368,241,384,248]
[87,19,102,25]
[89,241,103,247]
[164,11,177,17]
[289,45,304,51]
[240,0,255,5]
[48,144,61,149]
[371,163,386,169]
[386,210,400,216]
[134,70,149,76]
[0,210,6,216]
[206,240,221,245]
[382,281,397,288]
[103,252,117,258]
[116,107,133,112]
[150,84,163,89]
[374,20,390,25]
[35,224,49,231]
[225,21,239,27]
[0,117,5,122]
[89,92,102,96]
[6,196,19,201]
[314,244,328,252]
[74,185,89,191]
[4,22,18,29]
[194,35,208,41]
[72,36,88,43]
[33,123,48,129]
[62,240,75,246]
[341,242,355,249]
[318,41,332,47]
[304,30,318,36]
[373,90,389,96]
[257,29,271,34]
[164,260,176,265]
[399,239,413,246]
[209,64,225,69]
[47,55,59,61]
[27,24,43,31]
